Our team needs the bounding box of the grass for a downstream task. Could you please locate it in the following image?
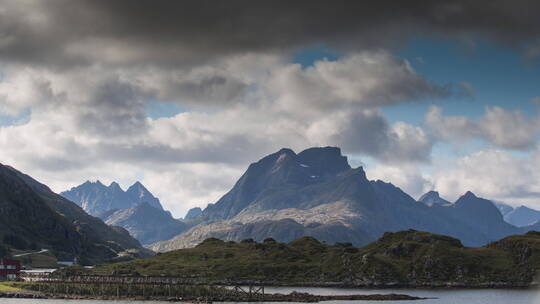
[61,230,540,285]
[0,282,22,292]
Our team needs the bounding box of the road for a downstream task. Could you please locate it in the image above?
[13,249,49,257]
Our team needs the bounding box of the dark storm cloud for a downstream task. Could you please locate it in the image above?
[1,0,539,68]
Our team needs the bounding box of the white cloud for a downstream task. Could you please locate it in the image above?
[431,149,540,208]
[364,147,540,210]
[306,111,432,163]
[0,52,448,217]
[426,105,539,150]
[267,53,450,118]
[366,164,433,200]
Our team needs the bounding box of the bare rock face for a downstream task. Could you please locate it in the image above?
[418,191,450,206]
[504,206,540,227]
[61,180,163,216]
[184,207,202,220]
[149,146,522,252]
[104,202,189,245]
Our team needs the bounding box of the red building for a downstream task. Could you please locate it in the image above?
[0,259,21,281]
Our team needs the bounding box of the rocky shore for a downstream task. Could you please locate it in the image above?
[0,290,427,302]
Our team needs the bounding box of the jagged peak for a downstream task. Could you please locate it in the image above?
[515,205,535,211]
[297,146,351,175]
[423,190,440,197]
[185,207,203,220]
[464,191,477,198]
[108,181,123,190]
[130,181,145,188]
[127,181,150,193]
[455,191,500,211]
[455,191,481,205]
[79,179,105,188]
[277,147,296,155]
[418,190,451,207]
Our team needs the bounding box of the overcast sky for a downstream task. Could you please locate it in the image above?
[1,0,540,217]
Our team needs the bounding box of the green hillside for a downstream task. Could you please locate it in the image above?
[0,163,152,265]
[77,230,540,286]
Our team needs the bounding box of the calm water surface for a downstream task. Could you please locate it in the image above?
[1,287,539,304]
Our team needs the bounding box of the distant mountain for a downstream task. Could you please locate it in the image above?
[491,202,540,227]
[0,163,151,264]
[434,191,517,242]
[62,181,186,244]
[504,206,540,227]
[494,201,514,216]
[61,180,163,216]
[184,207,202,220]
[150,147,521,252]
[418,191,450,206]
[104,202,189,245]
[126,182,163,211]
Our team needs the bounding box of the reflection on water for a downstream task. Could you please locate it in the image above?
[1,286,540,304]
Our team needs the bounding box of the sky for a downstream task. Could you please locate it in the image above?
[1,0,540,217]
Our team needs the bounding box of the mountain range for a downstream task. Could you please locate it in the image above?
[0,163,151,264]
[61,181,163,215]
[495,202,540,227]
[5,145,540,260]
[61,180,188,245]
[149,147,540,252]
[104,202,189,245]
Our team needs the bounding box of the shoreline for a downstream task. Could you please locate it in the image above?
[0,291,428,302]
[204,280,537,290]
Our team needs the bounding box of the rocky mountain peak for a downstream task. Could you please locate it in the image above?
[418,190,450,206]
[126,181,163,210]
[185,207,202,220]
[109,181,122,190]
[126,181,148,196]
[297,146,351,177]
[464,191,477,198]
[453,191,505,226]
[504,205,540,227]
[61,180,163,215]
[104,201,187,245]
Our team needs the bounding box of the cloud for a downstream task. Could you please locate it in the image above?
[306,111,433,163]
[431,149,540,208]
[0,51,446,216]
[364,147,540,210]
[1,0,540,69]
[366,164,434,199]
[0,67,59,115]
[267,53,452,116]
[426,105,540,150]
[0,1,537,217]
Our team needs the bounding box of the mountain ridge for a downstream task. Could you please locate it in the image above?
[150,146,525,252]
[105,202,189,245]
[0,163,152,264]
[61,180,163,216]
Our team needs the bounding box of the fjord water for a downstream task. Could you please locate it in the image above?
[1,287,539,304]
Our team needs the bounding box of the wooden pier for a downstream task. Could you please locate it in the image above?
[18,272,266,300]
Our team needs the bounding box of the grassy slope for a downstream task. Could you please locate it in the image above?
[0,282,21,292]
[76,230,540,285]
